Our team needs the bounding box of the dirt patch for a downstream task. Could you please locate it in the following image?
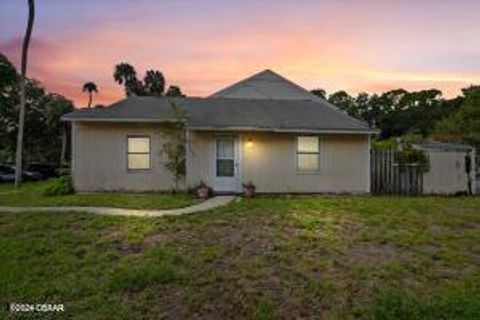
[142,232,167,247]
[340,218,361,237]
[152,284,192,319]
[345,243,411,266]
[458,221,480,230]
[165,214,280,249]
[427,224,450,233]
[120,284,193,320]
[110,240,142,254]
[101,225,123,238]
[67,216,92,229]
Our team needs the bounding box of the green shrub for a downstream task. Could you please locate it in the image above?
[373,137,430,172]
[43,173,74,196]
[372,137,398,150]
[395,146,430,172]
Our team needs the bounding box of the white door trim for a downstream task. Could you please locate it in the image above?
[212,135,241,193]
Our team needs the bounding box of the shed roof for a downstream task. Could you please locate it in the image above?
[414,142,474,152]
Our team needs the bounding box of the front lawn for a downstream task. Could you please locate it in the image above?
[0,181,198,210]
[1,196,479,319]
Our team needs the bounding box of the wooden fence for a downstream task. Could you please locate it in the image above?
[371,149,423,195]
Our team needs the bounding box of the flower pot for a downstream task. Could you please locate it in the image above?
[196,186,209,199]
[243,186,255,198]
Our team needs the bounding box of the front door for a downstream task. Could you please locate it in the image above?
[213,136,239,193]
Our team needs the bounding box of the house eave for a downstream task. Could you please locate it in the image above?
[60,119,378,134]
[61,118,183,123]
[186,126,378,135]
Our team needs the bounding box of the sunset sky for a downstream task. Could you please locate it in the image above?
[1,0,479,107]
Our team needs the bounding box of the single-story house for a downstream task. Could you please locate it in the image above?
[62,70,376,193]
[413,142,476,195]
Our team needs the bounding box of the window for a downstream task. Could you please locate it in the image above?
[127,136,150,170]
[297,136,320,171]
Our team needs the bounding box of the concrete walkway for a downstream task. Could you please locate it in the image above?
[0,196,236,217]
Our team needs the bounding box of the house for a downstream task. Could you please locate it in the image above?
[413,142,476,195]
[62,70,376,193]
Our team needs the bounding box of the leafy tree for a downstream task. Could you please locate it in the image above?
[143,70,165,96]
[367,89,454,139]
[328,91,358,118]
[0,55,20,161]
[435,86,480,148]
[432,114,462,143]
[399,89,442,136]
[82,81,98,108]
[0,53,74,165]
[165,85,185,97]
[355,92,371,122]
[360,93,382,127]
[40,94,74,164]
[0,54,18,87]
[306,85,464,141]
[461,85,480,97]
[458,86,480,147]
[15,0,35,187]
[311,88,327,99]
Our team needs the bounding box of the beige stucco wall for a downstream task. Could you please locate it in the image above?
[72,122,184,192]
[422,150,474,194]
[186,130,215,188]
[186,131,370,193]
[73,123,370,193]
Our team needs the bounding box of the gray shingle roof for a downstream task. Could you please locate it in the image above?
[211,69,326,102]
[63,69,375,133]
[63,96,373,133]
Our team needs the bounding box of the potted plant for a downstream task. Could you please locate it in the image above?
[195,180,210,199]
[242,181,256,198]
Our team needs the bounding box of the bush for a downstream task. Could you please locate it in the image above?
[43,172,74,196]
[372,137,398,150]
[395,146,430,172]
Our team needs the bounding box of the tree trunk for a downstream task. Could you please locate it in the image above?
[88,92,92,108]
[15,0,35,188]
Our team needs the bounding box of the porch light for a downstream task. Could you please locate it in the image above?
[246,138,253,149]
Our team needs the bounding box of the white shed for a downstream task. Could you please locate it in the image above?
[413,142,475,195]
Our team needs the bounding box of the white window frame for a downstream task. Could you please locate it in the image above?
[296,135,321,173]
[127,135,151,171]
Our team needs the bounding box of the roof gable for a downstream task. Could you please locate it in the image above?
[210,69,325,102]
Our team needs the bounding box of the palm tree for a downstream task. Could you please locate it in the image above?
[165,85,185,97]
[113,63,138,96]
[82,81,98,108]
[143,70,165,96]
[15,0,35,188]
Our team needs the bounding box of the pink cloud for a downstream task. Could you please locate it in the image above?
[2,0,479,107]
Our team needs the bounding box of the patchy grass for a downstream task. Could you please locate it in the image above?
[0,181,197,210]
[0,196,479,319]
